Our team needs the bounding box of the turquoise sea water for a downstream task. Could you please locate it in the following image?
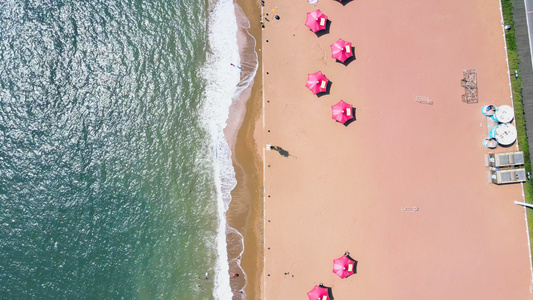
[0,0,246,298]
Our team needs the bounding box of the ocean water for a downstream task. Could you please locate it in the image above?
[0,0,249,299]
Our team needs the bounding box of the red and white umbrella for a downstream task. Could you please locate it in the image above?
[306,71,329,94]
[307,285,331,300]
[331,100,354,124]
[305,9,328,33]
[333,254,356,279]
[330,39,353,63]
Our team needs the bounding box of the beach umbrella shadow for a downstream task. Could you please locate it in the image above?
[276,147,291,157]
[338,0,354,6]
[324,284,335,300]
[307,284,334,300]
[345,254,358,275]
[317,80,333,98]
[343,108,356,126]
[341,48,356,66]
[315,19,332,37]
[269,146,294,158]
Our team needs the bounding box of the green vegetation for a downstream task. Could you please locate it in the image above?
[501,0,533,255]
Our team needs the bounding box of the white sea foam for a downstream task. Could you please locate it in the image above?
[201,0,241,299]
[224,3,259,149]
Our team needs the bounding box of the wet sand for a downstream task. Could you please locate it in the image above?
[225,0,263,299]
[258,0,533,299]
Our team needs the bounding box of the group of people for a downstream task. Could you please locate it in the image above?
[260,2,280,28]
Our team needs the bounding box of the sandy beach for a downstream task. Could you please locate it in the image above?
[253,0,533,299]
[225,1,263,299]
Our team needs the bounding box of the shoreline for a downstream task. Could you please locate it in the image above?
[225,0,263,299]
[202,0,245,297]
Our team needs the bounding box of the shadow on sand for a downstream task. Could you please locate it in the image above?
[318,284,335,299]
[270,146,294,158]
[338,0,354,6]
[345,254,358,276]
[317,80,333,98]
[342,108,356,127]
[338,48,356,66]
[315,19,332,37]
[276,147,290,158]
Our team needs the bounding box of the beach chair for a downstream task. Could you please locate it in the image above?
[490,168,527,184]
[488,151,524,167]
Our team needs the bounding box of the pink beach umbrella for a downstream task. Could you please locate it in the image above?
[307,285,331,300]
[333,255,356,279]
[305,9,328,33]
[306,71,329,94]
[330,38,353,63]
[331,100,354,124]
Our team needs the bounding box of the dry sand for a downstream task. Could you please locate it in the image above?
[255,0,533,299]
